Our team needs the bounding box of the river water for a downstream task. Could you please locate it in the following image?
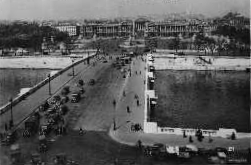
[0,69,51,107]
[154,70,250,133]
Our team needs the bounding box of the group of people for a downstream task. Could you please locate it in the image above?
[131,123,143,132]
[79,127,85,135]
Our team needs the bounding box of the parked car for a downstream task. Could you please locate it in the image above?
[88,79,95,86]
[71,93,81,103]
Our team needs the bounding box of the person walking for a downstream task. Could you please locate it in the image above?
[189,136,193,143]
[137,140,142,150]
[127,106,130,113]
[134,94,138,100]
[79,127,84,135]
[137,100,140,106]
[112,99,116,108]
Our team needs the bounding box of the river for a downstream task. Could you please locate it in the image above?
[153,70,250,133]
[0,69,51,107]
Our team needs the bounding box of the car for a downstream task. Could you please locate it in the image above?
[88,79,95,86]
[71,93,81,103]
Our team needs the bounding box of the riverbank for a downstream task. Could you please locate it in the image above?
[154,53,250,71]
[0,55,88,69]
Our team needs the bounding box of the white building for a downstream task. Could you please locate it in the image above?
[55,25,80,36]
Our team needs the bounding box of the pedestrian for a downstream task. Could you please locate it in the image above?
[140,71,141,74]
[112,99,116,108]
[183,130,187,138]
[231,132,236,140]
[189,136,193,143]
[79,127,84,135]
[137,140,142,150]
[127,106,130,113]
[131,124,134,132]
[134,94,138,100]
[140,125,143,131]
[58,126,62,135]
[135,71,137,75]
[137,100,140,106]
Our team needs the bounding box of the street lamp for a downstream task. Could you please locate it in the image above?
[47,74,51,95]
[112,99,116,130]
[72,59,75,76]
[9,97,13,129]
[87,52,90,65]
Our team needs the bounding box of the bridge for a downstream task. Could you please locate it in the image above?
[0,54,95,132]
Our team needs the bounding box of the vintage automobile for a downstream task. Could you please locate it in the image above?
[1,130,17,146]
[88,79,95,86]
[71,93,81,103]
[10,144,21,164]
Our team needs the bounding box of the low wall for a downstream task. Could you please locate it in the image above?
[0,54,95,115]
[156,49,198,53]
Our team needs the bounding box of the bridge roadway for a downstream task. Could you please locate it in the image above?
[0,55,95,132]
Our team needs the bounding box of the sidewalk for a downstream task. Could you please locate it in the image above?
[109,56,250,150]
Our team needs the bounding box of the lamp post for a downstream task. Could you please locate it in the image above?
[9,97,13,129]
[112,99,116,130]
[47,74,51,95]
[72,59,75,76]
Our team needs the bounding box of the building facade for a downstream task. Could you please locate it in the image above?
[55,24,80,36]
[81,18,217,38]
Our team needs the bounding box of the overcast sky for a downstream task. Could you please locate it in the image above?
[0,0,250,20]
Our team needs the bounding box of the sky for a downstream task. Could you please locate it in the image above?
[0,0,250,20]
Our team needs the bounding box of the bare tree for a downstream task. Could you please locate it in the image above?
[205,37,216,55]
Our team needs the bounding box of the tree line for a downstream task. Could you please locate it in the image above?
[146,25,249,56]
[0,23,70,51]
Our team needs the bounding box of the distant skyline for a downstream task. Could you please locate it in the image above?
[0,0,250,20]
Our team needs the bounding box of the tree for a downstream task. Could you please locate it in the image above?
[194,33,206,54]
[174,37,180,53]
[205,37,216,55]
[145,37,157,53]
[216,36,228,56]
[0,23,70,52]
[169,36,180,53]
